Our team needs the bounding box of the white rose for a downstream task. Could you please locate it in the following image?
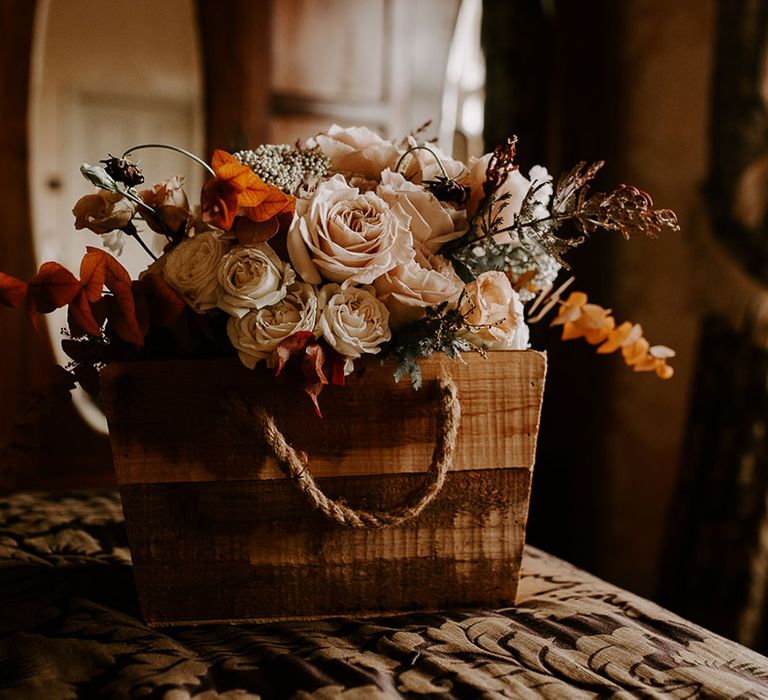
[161,230,231,312]
[460,271,529,350]
[227,282,319,369]
[312,124,399,180]
[288,174,412,286]
[318,284,391,358]
[397,143,465,184]
[217,243,296,317]
[374,252,463,327]
[377,169,467,255]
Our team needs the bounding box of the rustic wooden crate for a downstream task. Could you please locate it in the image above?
[100,350,546,626]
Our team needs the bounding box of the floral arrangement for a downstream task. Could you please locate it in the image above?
[0,125,678,414]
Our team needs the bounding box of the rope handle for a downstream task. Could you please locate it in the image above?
[228,376,461,528]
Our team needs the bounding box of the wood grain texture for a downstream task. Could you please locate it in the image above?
[120,467,532,625]
[101,350,546,485]
[104,351,545,624]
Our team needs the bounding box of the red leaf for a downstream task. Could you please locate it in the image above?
[27,262,79,313]
[68,289,102,337]
[302,343,328,386]
[79,251,106,303]
[302,343,329,418]
[85,246,131,291]
[105,292,145,347]
[83,246,143,345]
[274,331,315,376]
[0,272,28,309]
[326,348,347,386]
[139,273,185,326]
[304,382,327,419]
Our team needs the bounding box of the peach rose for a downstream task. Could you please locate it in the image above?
[460,271,529,349]
[377,169,467,255]
[373,252,463,327]
[287,174,411,286]
[73,190,135,234]
[397,143,464,184]
[139,176,190,234]
[313,125,399,180]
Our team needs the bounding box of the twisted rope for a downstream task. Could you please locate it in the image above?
[228,376,460,528]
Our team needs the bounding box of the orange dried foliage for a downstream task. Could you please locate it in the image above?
[551,291,674,379]
[202,150,295,233]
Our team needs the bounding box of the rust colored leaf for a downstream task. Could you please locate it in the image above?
[85,246,131,290]
[27,262,79,313]
[274,331,315,376]
[105,292,144,347]
[79,250,107,302]
[302,343,329,418]
[201,177,240,231]
[233,216,280,246]
[241,188,295,223]
[68,290,102,337]
[139,273,185,326]
[0,272,28,309]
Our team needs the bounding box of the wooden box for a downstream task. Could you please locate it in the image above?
[100,350,546,626]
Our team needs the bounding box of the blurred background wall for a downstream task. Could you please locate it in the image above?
[5,0,767,648]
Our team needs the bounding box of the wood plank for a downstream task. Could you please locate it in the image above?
[120,467,532,624]
[101,350,546,484]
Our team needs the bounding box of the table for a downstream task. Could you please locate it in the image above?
[1,490,767,699]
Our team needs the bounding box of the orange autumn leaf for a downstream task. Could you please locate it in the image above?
[240,186,295,223]
[203,150,295,231]
[201,177,240,231]
[84,247,144,346]
[27,262,80,313]
[79,250,107,303]
[68,289,103,337]
[0,272,28,309]
[551,289,674,380]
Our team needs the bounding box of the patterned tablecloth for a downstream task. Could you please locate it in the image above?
[1,491,768,699]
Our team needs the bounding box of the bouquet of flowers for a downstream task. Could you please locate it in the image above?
[0,125,678,415]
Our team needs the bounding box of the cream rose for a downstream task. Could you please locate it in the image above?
[377,169,467,255]
[217,243,296,317]
[161,230,231,312]
[461,271,529,350]
[139,176,190,234]
[318,284,391,358]
[73,190,135,234]
[227,282,319,369]
[374,252,463,327]
[288,174,412,286]
[312,124,399,180]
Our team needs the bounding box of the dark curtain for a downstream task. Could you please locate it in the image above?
[660,0,768,651]
[482,0,625,575]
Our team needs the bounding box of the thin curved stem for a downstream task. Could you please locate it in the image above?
[395,145,449,180]
[122,143,216,178]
